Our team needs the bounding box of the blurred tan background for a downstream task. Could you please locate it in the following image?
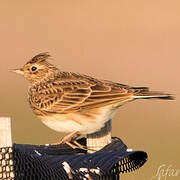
[0,0,179,179]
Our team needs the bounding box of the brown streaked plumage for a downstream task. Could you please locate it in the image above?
[12,53,174,144]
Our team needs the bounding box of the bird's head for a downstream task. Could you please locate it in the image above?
[12,52,58,84]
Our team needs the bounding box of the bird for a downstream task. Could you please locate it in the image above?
[12,52,174,148]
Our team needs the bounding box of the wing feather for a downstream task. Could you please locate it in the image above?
[29,73,134,114]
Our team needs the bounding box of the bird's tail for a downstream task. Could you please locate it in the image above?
[132,87,174,100]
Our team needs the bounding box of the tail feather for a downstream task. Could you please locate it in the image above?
[132,87,174,100]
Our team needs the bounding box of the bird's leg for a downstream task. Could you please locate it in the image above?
[60,131,80,143]
[51,131,86,150]
[67,133,88,150]
[52,131,79,145]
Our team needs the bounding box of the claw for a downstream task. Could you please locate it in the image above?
[51,131,87,150]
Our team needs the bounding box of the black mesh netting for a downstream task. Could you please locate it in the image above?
[0,137,148,180]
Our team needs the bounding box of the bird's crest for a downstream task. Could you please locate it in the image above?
[27,52,51,64]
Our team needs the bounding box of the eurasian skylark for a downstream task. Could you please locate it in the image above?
[13,53,174,146]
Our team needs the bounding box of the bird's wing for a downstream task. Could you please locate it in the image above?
[33,74,134,113]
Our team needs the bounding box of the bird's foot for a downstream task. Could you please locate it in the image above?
[52,139,87,150]
[51,131,87,150]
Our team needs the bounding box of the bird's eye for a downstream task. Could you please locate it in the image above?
[31,66,37,71]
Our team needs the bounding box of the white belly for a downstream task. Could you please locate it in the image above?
[40,106,118,134]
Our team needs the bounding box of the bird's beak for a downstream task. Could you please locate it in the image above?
[10,68,24,75]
